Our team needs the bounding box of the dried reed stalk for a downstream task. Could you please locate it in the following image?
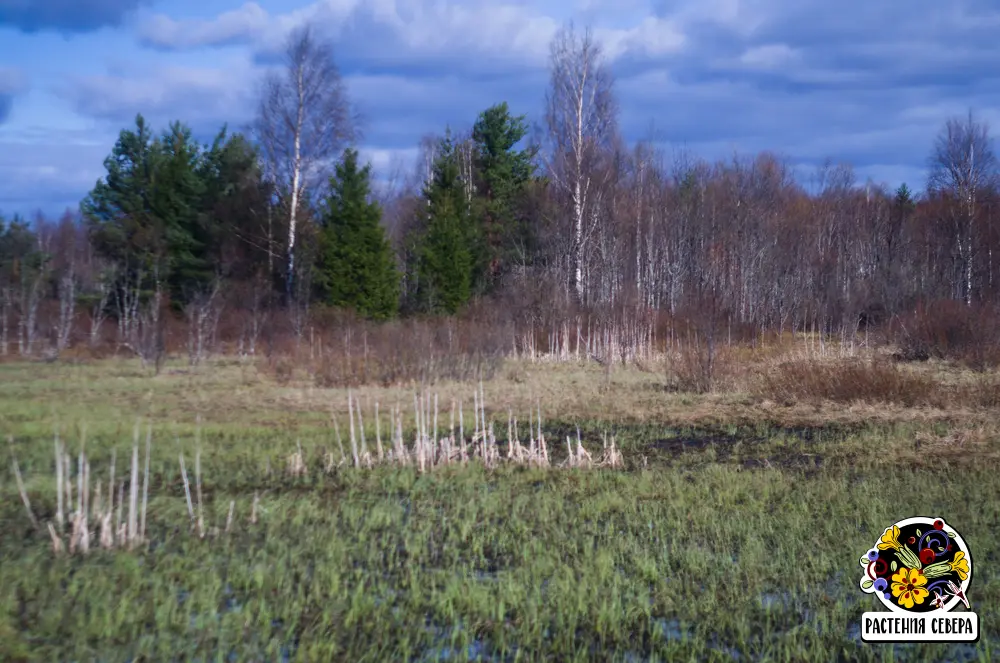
[140,424,151,541]
[332,415,348,468]
[48,522,64,553]
[348,392,360,469]
[459,400,467,463]
[54,430,64,530]
[179,452,194,523]
[355,395,371,468]
[375,401,384,462]
[195,445,204,538]
[9,439,39,530]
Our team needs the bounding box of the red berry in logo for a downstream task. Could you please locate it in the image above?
[908,536,916,544]
[919,548,936,564]
[933,519,944,530]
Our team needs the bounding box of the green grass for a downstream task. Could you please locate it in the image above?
[1,358,999,662]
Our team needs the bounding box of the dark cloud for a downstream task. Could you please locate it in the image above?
[0,0,151,33]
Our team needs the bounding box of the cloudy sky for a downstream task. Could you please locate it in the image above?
[1,0,998,217]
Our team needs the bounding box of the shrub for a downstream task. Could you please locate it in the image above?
[891,301,1000,370]
[757,358,937,407]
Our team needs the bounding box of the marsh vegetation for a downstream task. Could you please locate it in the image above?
[2,338,999,662]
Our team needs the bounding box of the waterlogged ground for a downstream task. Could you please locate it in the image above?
[1,359,999,662]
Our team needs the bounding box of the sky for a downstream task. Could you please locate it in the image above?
[1,0,999,218]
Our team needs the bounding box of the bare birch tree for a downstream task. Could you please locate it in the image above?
[928,110,999,305]
[252,23,355,300]
[543,23,618,304]
[185,278,223,366]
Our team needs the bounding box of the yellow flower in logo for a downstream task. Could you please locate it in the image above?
[949,551,970,581]
[891,567,929,609]
[878,525,902,551]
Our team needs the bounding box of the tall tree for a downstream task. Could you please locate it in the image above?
[471,102,537,286]
[82,115,214,367]
[83,116,209,307]
[0,215,42,356]
[317,148,399,320]
[252,23,355,300]
[82,115,161,273]
[412,134,475,314]
[544,23,618,304]
[154,121,209,303]
[198,127,273,285]
[928,110,999,305]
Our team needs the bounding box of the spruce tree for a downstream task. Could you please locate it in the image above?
[414,134,475,314]
[317,148,399,320]
[153,122,210,303]
[82,115,209,307]
[471,102,537,286]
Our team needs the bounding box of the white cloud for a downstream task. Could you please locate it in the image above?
[357,145,419,179]
[0,66,26,94]
[138,0,682,69]
[598,17,686,60]
[138,2,272,50]
[59,60,258,130]
[7,0,1000,214]
[738,43,798,69]
[0,128,109,215]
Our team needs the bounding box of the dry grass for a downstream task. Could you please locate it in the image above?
[753,354,1000,419]
[890,300,1000,369]
[756,357,938,407]
[6,333,1000,438]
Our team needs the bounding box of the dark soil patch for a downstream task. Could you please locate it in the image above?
[543,420,866,472]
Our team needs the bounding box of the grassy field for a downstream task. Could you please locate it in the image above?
[1,353,998,662]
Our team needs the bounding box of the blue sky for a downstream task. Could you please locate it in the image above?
[1,0,999,217]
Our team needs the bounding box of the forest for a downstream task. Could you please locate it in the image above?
[0,23,998,376]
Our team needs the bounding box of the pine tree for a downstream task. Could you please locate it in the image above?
[317,148,399,320]
[82,115,213,307]
[471,102,537,286]
[153,121,209,303]
[413,134,475,314]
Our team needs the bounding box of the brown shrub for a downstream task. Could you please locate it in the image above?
[666,343,723,394]
[269,356,295,385]
[890,301,1000,370]
[308,315,508,388]
[955,374,1000,409]
[664,307,739,394]
[757,358,938,407]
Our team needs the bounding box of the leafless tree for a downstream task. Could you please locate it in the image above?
[543,23,618,304]
[0,286,10,356]
[185,279,223,366]
[49,212,80,354]
[928,110,999,305]
[115,265,164,370]
[252,23,356,300]
[87,264,114,349]
[236,277,271,358]
[18,225,50,357]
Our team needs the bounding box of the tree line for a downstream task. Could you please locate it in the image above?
[1,23,998,364]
